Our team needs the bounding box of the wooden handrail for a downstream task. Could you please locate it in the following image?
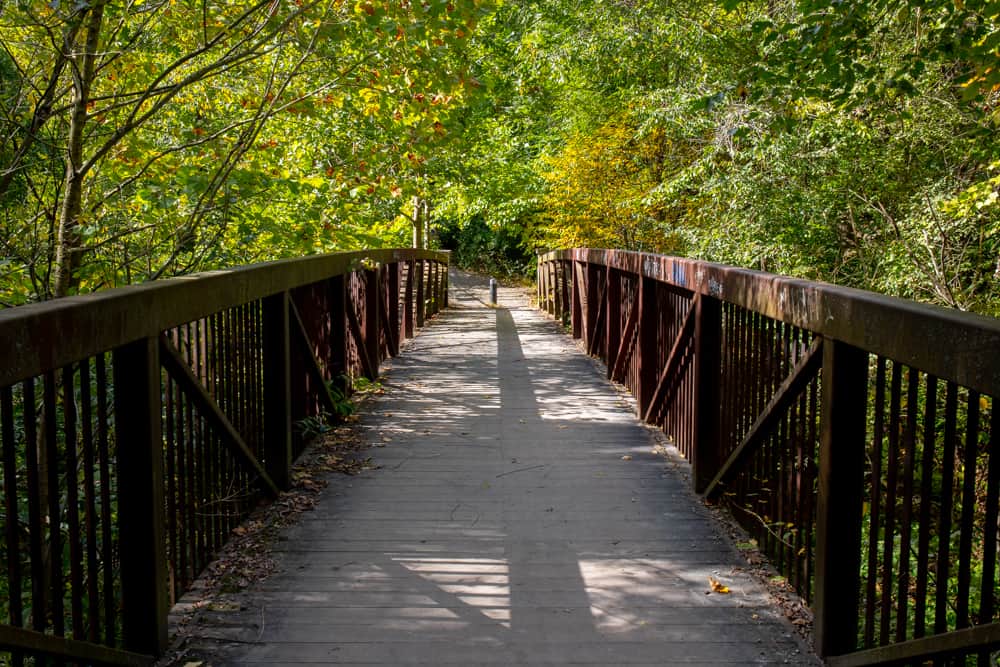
[0,247,450,663]
[538,248,1000,665]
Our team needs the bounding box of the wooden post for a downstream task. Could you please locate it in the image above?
[537,258,543,310]
[606,268,622,379]
[814,338,868,658]
[692,294,723,493]
[586,262,600,354]
[553,262,563,321]
[416,260,425,328]
[329,275,348,394]
[113,336,168,656]
[571,261,583,339]
[263,291,292,490]
[548,262,556,315]
[560,261,571,326]
[404,260,415,338]
[429,262,439,316]
[637,275,658,417]
[388,262,400,351]
[442,258,449,308]
[364,267,380,376]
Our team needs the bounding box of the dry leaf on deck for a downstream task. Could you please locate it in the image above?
[708,577,730,594]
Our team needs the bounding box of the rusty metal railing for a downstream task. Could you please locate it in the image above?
[538,248,1000,666]
[0,248,448,664]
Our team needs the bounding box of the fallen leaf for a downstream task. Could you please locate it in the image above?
[709,577,730,594]
[621,455,632,461]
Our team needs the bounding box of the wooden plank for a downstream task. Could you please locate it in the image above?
[642,296,697,424]
[113,337,169,656]
[159,336,279,498]
[702,336,823,499]
[814,339,869,658]
[262,292,292,491]
[0,248,449,388]
[540,249,1000,397]
[828,622,1000,667]
[0,624,153,667]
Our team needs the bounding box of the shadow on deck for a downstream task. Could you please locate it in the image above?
[171,271,817,665]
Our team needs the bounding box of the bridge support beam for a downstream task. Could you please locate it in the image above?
[263,291,293,491]
[113,336,169,656]
[814,338,868,658]
[692,294,722,493]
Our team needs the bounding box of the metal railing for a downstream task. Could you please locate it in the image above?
[0,248,448,664]
[538,248,1000,665]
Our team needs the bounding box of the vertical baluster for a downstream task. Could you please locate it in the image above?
[165,372,178,604]
[1,386,23,632]
[934,383,959,634]
[80,360,100,641]
[415,260,425,329]
[95,354,115,644]
[389,262,400,355]
[62,364,84,639]
[865,357,886,647]
[43,370,63,635]
[913,375,937,640]
[896,367,919,642]
[881,362,902,643]
[956,389,981,630]
[978,400,1000,667]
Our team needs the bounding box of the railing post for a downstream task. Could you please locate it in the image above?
[263,291,293,490]
[416,259,425,328]
[537,258,543,310]
[586,262,600,353]
[571,261,583,339]
[606,268,622,378]
[388,262,400,353]
[113,336,168,656]
[545,263,559,317]
[637,274,658,417]
[442,257,449,308]
[553,262,563,321]
[692,294,723,493]
[404,260,415,339]
[814,338,868,659]
[364,267,381,375]
[560,261,570,326]
[329,275,349,394]
[430,262,439,316]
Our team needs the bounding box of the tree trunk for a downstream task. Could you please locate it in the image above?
[412,196,424,249]
[53,2,107,299]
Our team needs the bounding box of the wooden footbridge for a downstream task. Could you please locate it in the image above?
[0,248,999,665]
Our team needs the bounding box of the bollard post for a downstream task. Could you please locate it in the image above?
[489,278,498,305]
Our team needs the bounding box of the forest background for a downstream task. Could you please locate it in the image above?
[1,0,999,316]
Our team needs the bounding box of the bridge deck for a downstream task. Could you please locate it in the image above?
[180,272,817,665]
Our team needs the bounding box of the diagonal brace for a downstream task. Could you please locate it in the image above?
[159,335,279,498]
